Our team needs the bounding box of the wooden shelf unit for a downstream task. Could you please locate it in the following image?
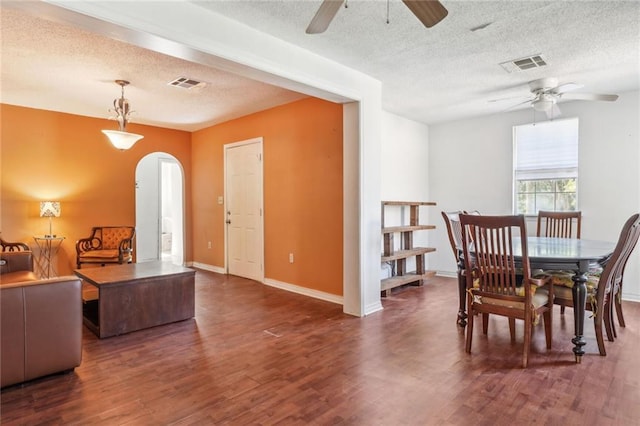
[381,201,437,296]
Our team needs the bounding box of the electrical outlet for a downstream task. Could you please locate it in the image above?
[207,241,212,249]
[289,253,294,263]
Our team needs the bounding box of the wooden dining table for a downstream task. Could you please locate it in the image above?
[458,236,616,363]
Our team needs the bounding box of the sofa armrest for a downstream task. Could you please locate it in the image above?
[1,277,82,388]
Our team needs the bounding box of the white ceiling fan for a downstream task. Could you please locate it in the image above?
[306,0,448,34]
[495,77,619,119]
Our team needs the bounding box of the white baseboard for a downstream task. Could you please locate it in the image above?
[264,278,343,305]
[189,262,225,274]
[436,270,457,278]
[363,301,384,316]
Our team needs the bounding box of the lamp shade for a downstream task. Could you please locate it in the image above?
[40,201,61,218]
[102,130,144,150]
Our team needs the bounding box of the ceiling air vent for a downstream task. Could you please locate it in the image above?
[499,54,548,73]
[167,77,207,89]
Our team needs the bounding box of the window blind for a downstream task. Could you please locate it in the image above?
[514,118,578,180]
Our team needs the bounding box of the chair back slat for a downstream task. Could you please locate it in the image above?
[537,211,582,239]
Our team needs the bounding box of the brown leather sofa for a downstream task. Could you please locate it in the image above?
[1,249,83,388]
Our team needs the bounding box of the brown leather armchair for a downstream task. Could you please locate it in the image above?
[76,226,135,268]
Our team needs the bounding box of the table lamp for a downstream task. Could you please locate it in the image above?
[40,201,61,238]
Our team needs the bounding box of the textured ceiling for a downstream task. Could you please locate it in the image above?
[197,0,640,124]
[1,1,639,131]
[0,6,308,131]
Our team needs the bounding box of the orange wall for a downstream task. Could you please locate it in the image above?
[192,97,344,296]
[0,104,192,276]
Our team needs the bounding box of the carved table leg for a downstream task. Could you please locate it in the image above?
[571,269,588,363]
[457,267,467,328]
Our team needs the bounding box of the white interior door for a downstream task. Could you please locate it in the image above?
[225,138,264,281]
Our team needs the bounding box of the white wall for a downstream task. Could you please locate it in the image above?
[380,112,432,271]
[429,90,640,301]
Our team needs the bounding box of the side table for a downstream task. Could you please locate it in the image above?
[33,236,65,278]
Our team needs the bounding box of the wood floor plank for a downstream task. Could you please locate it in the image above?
[2,270,640,424]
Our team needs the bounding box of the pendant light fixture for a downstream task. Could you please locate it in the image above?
[101,80,144,150]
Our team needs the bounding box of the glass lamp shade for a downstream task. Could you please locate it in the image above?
[532,95,556,112]
[102,130,144,150]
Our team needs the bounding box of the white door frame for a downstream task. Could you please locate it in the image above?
[223,137,264,282]
[135,152,185,265]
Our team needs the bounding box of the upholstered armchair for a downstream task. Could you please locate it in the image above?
[76,226,135,269]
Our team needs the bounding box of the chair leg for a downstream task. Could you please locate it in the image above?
[615,295,626,328]
[482,313,489,335]
[560,305,565,315]
[593,311,607,356]
[604,298,615,342]
[465,306,474,354]
[543,310,552,349]
[522,315,531,368]
[509,318,516,342]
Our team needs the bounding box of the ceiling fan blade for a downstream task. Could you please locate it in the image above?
[402,0,448,28]
[554,82,583,94]
[503,99,533,112]
[306,0,344,34]
[488,95,530,103]
[561,93,619,102]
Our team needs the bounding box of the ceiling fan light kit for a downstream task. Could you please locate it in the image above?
[306,0,448,34]
[101,79,144,150]
[532,94,556,112]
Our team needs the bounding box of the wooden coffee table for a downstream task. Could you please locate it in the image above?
[75,261,196,338]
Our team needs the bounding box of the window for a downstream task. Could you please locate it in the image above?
[513,118,578,215]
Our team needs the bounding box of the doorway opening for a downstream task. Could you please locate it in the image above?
[135,153,185,265]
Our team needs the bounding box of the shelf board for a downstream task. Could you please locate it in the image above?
[382,225,435,234]
[381,270,436,291]
[381,247,436,262]
[382,201,437,206]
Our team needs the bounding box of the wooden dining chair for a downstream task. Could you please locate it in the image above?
[545,213,640,355]
[442,210,483,327]
[460,214,553,368]
[536,210,581,314]
[537,210,582,239]
[441,211,466,327]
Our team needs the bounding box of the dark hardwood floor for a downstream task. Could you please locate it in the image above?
[2,271,640,425]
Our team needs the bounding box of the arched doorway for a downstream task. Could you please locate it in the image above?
[135,153,185,265]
